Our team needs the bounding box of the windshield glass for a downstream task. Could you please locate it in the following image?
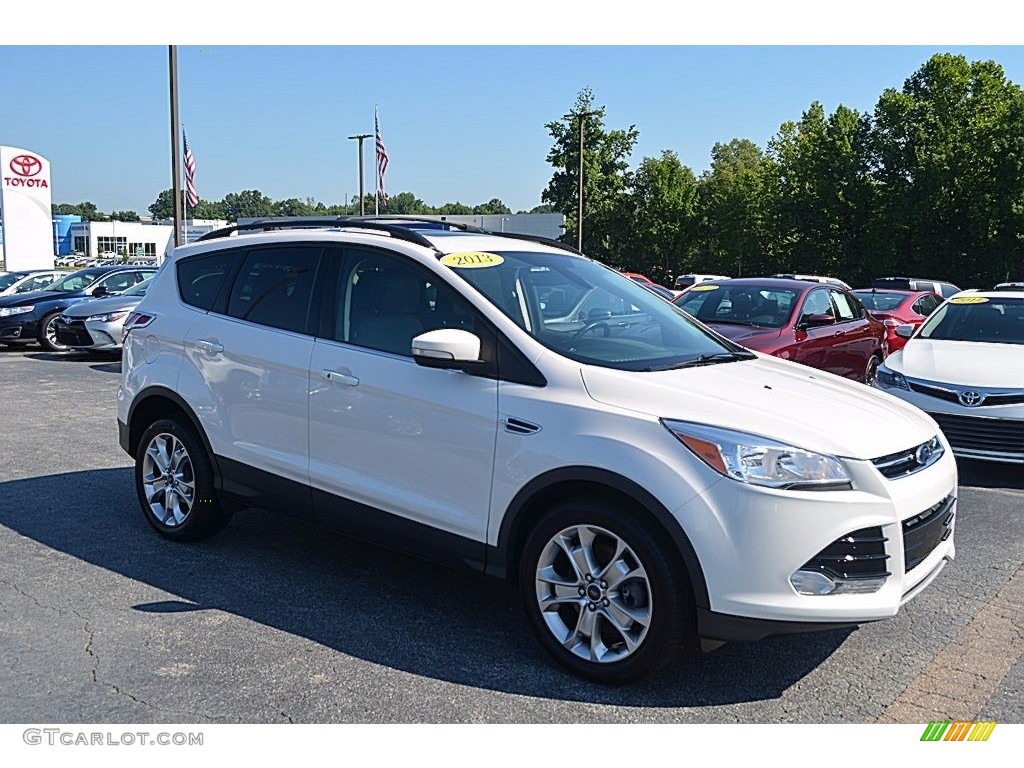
[49,269,106,293]
[442,250,747,371]
[853,291,906,312]
[674,284,798,329]
[918,297,1024,344]
[0,273,23,291]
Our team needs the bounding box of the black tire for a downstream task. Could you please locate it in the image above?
[519,497,695,684]
[863,354,882,385]
[38,311,70,352]
[134,417,232,541]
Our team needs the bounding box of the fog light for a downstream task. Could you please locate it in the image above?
[831,576,888,595]
[790,569,837,596]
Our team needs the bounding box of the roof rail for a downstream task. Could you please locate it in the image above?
[195,216,438,249]
[350,215,483,232]
[479,230,583,255]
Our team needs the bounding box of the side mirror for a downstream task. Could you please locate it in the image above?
[799,313,835,329]
[412,329,483,370]
[895,324,915,339]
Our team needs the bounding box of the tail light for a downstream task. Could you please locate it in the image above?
[122,311,156,341]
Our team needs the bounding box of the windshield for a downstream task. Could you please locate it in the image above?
[674,284,798,329]
[853,291,906,312]
[918,297,1024,345]
[0,273,23,291]
[122,277,153,297]
[441,250,750,371]
[49,269,106,293]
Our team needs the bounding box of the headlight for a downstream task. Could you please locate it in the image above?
[662,420,852,490]
[86,311,129,323]
[875,363,909,390]
[0,305,34,317]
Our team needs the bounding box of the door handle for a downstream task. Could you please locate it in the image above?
[323,370,359,386]
[195,339,224,354]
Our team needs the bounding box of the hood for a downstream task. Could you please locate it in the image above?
[581,354,936,460]
[706,324,783,349]
[62,294,143,318]
[888,339,1024,388]
[0,289,79,307]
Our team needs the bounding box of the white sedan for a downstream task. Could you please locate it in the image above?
[874,290,1024,463]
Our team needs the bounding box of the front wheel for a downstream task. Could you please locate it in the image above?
[38,311,70,352]
[863,354,882,386]
[135,417,232,541]
[519,498,694,684]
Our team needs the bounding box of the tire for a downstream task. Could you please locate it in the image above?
[38,311,70,352]
[519,497,694,684]
[134,417,232,541]
[863,354,882,386]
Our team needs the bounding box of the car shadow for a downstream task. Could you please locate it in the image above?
[0,467,851,707]
[88,361,122,374]
[957,459,1024,491]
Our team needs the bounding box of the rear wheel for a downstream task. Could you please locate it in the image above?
[134,417,232,541]
[519,498,694,684]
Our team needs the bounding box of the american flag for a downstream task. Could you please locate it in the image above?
[375,111,389,204]
[183,128,199,208]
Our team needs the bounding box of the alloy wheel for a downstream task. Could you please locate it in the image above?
[141,432,196,527]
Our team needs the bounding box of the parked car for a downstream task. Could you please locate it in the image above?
[0,265,156,351]
[0,270,63,297]
[874,290,1024,463]
[852,288,943,353]
[55,276,153,353]
[118,218,955,683]
[674,277,887,383]
[673,274,730,291]
[872,277,961,298]
[771,273,852,290]
[993,281,1024,291]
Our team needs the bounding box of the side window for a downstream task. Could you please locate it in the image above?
[830,290,857,322]
[177,250,238,311]
[98,272,138,294]
[334,250,477,357]
[226,246,321,335]
[912,295,934,316]
[801,289,833,320]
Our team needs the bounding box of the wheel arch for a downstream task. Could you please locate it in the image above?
[490,466,710,611]
[126,387,221,482]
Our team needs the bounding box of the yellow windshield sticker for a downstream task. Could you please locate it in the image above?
[949,296,989,304]
[689,284,719,291]
[441,252,504,269]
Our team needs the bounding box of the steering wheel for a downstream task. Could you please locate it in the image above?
[571,320,612,340]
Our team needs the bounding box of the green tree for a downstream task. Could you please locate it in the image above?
[437,202,473,215]
[222,189,275,222]
[695,139,773,277]
[542,88,638,257]
[472,198,512,215]
[191,198,227,220]
[275,197,317,217]
[624,151,698,283]
[148,189,175,219]
[870,53,1024,285]
[379,192,433,215]
[111,210,140,222]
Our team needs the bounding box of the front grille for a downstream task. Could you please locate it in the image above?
[801,526,891,581]
[927,412,1024,456]
[908,382,960,403]
[909,381,1024,407]
[55,319,94,347]
[903,495,955,572]
[871,436,943,479]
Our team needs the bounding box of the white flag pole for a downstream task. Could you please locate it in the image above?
[374,106,379,216]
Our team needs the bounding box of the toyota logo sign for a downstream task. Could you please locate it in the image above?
[9,154,42,177]
[958,390,985,407]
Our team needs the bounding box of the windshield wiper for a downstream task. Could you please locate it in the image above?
[647,352,755,371]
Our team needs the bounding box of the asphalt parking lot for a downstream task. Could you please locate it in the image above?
[1,347,1021,724]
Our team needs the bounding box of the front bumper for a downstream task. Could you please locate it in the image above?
[676,443,957,633]
[55,316,124,350]
[0,315,41,343]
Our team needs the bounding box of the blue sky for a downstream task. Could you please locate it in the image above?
[4,37,1024,216]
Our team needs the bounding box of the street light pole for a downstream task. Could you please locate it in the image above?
[567,110,598,253]
[348,133,371,216]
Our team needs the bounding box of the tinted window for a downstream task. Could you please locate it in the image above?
[0,273,24,291]
[912,294,941,316]
[177,250,238,311]
[675,284,798,328]
[800,289,833,319]
[333,249,477,357]
[853,290,906,312]
[98,271,141,294]
[919,297,1024,345]
[226,247,321,334]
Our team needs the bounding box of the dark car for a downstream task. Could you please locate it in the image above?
[871,276,961,298]
[673,277,887,383]
[852,288,942,353]
[0,265,156,351]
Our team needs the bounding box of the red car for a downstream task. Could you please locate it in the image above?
[851,289,942,353]
[673,277,887,383]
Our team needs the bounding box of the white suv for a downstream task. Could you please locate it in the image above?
[118,218,957,683]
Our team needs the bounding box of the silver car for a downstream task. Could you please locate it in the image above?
[55,277,152,352]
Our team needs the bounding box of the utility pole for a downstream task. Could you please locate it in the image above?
[169,46,184,247]
[348,133,371,216]
[567,110,598,253]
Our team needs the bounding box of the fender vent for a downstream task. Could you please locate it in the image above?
[504,417,540,435]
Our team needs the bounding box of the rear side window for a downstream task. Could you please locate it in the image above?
[177,250,237,311]
[226,246,321,335]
